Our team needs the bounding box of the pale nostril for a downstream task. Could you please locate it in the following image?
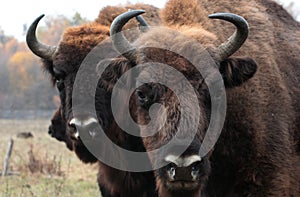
[190,161,201,180]
[68,118,80,139]
[69,123,80,139]
[68,123,77,132]
[69,118,77,130]
[191,169,199,180]
[87,122,99,138]
[191,166,200,180]
[167,162,177,181]
[68,117,99,139]
[68,118,77,132]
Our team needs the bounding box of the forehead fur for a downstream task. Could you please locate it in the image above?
[135,25,217,50]
[60,23,110,50]
[161,0,209,26]
[52,23,110,72]
[134,26,218,77]
[96,3,161,27]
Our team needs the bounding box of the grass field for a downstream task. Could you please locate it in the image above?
[0,119,100,197]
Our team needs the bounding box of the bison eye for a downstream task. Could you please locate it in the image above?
[136,89,149,105]
[53,67,66,80]
[56,79,65,91]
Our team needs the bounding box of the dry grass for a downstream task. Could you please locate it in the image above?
[0,119,100,197]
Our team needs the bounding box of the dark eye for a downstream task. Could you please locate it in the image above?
[53,67,66,80]
[56,79,64,91]
[136,89,149,105]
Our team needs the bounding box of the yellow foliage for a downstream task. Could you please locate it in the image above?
[8,52,40,92]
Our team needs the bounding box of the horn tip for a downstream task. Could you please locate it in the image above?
[110,9,146,36]
[130,9,146,15]
[208,12,249,29]
[36,14,46,21]
[208,12,242,19]
[208,12,234,18]
[27,14,45,42]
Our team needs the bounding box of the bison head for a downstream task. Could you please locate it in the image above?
[26,14,112,163]
[107,10,257,195]
[26,13,151,164]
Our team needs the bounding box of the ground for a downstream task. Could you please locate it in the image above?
[0,119,100,197]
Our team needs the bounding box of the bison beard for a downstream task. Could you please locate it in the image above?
[107,0,300,196]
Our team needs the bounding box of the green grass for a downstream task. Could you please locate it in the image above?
[0,176,99,197]
[0,119,100,197]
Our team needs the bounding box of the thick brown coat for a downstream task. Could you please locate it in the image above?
[105,0,300,196]
[162,0,299,196]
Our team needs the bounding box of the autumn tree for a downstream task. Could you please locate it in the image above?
[36,15,71,45]
[37,12,90,45]
[0,30,19,94]
[71,12,89,26]
[0,12,91,112]
[7,51,40,92]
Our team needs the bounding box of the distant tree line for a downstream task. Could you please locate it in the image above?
[0,13,88,111]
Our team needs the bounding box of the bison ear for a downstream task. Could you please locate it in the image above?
[219,57,257,88]
[41,59,57,85]
[41,59,67,86]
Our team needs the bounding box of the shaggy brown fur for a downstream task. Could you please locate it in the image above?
[35,3,161,197]
[103,0,300,196]
[96,3,161,27]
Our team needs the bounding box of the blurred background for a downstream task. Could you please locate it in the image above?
[0,1,299,196]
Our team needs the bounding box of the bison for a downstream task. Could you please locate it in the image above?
[26,3,160,197]
[105,0,300,196]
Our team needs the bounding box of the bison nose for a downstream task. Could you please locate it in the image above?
[68,116,98,139]
[164,154,201,181]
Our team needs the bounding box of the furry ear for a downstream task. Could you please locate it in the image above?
[219,57,257,88]
[41,59,57,85]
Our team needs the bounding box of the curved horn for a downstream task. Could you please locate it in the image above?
[26,14,57,61]
[110,10,145,62]
[209,13,249,60]
[128,9,150,32]
[136,15,150,33]
[136,15,149,28]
